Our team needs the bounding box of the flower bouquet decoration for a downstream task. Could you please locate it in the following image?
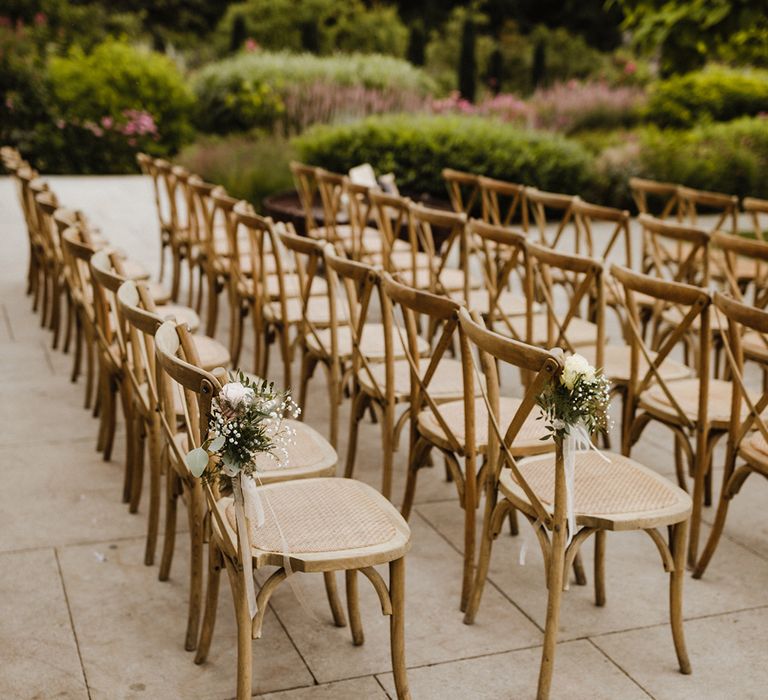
[184,371,300,618]
[537,353,612,543]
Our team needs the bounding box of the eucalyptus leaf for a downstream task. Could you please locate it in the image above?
[184,447,209,477]
[209,435,225,452]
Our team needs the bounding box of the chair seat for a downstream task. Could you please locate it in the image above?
[221,478,410,571]
[417,396,553,456]
[452,288,529,317]
[739,432,768,475]
[359,358,469,402]
[122,259,150,281]
[496,313,599,347]
[265,296,348,326]
[155,303,201,333]
[239,274,327,300]
[409,267,481,294]
[500,450,691,530]
[712,250,762,282]
[309,225,380,248]
[146,281,171,305]
[743,330,768,362]
[305,323,430,360]
[639,378,763,429]
[191,334,231,372]
[580,345,691,385]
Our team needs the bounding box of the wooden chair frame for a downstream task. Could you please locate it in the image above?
[478,175,529,229]
[443,168,480,216]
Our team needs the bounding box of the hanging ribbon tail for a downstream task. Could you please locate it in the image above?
[233,475,258,620]
[242,473,265,527]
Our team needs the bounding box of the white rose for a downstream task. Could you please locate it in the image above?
[561,353,594,390]
[220,382,255,409]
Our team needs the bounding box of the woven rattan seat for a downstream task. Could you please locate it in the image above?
[450,288,529,317]
[191,334,231,372]
[581,344,691,384]
[739,431,768,473]
[305,323,430,360]
[640,377,763,429]
[264,295,347,326]
[408,267,480,293]
[155,303,200,333]
[358,357,469,401]
[223,478,409,561]
[500,451,692,530]
[418,397,552,455]
[742,330,768,360]
[499,313,599,347]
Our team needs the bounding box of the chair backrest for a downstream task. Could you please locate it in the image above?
[369,190,418,281]
[525,187,577,250]
[527,241,605,362]
[409,202,470,300]
[210,186,238,263]
[289,161,319,233]
[677,185,739,234]
[34,188,62,265]
[572,198,632,267]
[90,248,137,361]
[137,153,171,234]
[315,168,348,243]
[458,306,563,527]
[478,175,528,229]
[743,197,768,242]
[711,230,768,308]
[443,168,480,216]
[629,177,681,219]
[638,213,710,287]
[610,264,711,432]
[187,175,218,256]
[155,160,189,241]
[712,292,768,455]
[345,179,379,260]
[61,226,97,323]
[467,219,532,341]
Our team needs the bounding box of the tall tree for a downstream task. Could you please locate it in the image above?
[458,17,477,102]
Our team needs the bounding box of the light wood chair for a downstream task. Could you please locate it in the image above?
[629,177,681,219]
[693,292,768,577]
[525,187,577,251]
[478,175,529,230]
[290,160,321,235]
[443,168,480,216]
[137,153,173,285]
[677,185,739,235]
[744,196,768,241]
[15,166,47,312]
[458,307,691,699]
[382,273,552,610]
[153,321,412,699]
[611,264,725,566]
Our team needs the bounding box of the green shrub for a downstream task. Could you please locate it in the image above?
[293,114,593,198]
[191,51,435,136]
[639,117,768,199]
[646,65,768,129]
[216,0,408,57]
[176,134,295,209]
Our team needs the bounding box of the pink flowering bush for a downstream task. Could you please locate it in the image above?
[430,91,533,126]
[530,80,646,134]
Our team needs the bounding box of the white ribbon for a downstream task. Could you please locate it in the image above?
[232,474,258,620]
[563,422,611,547]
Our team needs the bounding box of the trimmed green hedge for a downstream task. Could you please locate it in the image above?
[645,65,768,129]
[293,114,593,198]
[192,51,435,135]
[639,117,768,199]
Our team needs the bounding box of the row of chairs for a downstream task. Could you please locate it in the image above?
[2,146,413,700]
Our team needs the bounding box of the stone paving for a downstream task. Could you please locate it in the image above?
[1,175,767,700]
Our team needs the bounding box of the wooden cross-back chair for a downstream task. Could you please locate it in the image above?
[478,175,529,229]
[16,166,47,309]
[458,307,691,699]
[408,202,475,304]
[185,175,220,313]
[137,153,173,285]
[693,293,768,578]
[276,226,348,436]
[466,219,531,340]
[572,198,633,267]
[29,179,58,331]
[525,187,577,250]
[369,190,430,283]
[381,273,552,610]
[629,177,681,219]
[443,168,480,216]
[153,321,412,700]
[611,264,725,566]
[677,185,739,235]
[289,160,321,235]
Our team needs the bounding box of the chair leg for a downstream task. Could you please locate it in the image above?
[62,291,73,354]
[401,438,431,520]
[594,530,606,606]
[688,431,711,566]
[345,570,364,646]
[230,297,244,368]
[102,375,119,462]
[71,312,83,383]
[669,519,692,674]
[572,552,588,587]
[195,540,223,664]
[205,277,220,337]
[225,559,253,700]
[280,328,293,392]
[344,390,368,479]
[185,493,204,652]
[464,493,503,625]
[128,413,146,513]
[324,571,347,627]
[298,352,317,415]
[144,415,162,566]
[380,403,395,499]
[159,239,167,283]
[389,557,411,700]
[83,327,95,408]
[536,523,567,700]
[51,276,62,349]
[170,248,182,302]
[159,470,179,582]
